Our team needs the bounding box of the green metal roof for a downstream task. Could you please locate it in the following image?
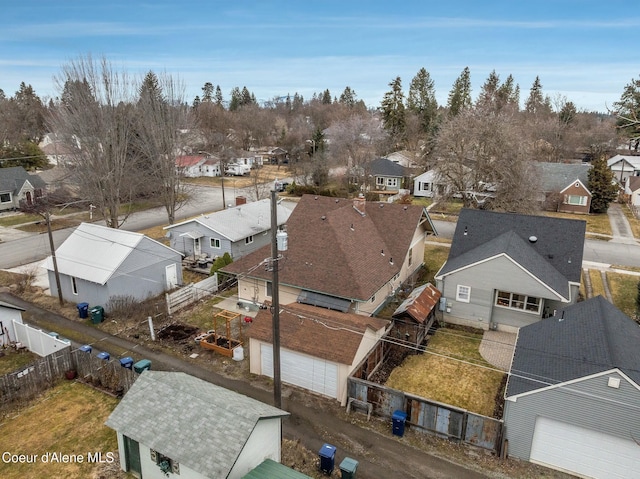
[242,459,312,479]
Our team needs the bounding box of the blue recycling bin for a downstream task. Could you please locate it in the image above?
[77,302,89,319]
[119,356,134,369]
[79,345,92,353]
[392,410,408,437]
[96,351,110,361]
[318,443,336,475]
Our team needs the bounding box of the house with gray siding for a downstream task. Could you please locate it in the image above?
[0,166,46,211]
[503,297,640,479]
[106,371,289,479]
[435,209,585,331]
[164,198,293,263]
[43,223,183,312]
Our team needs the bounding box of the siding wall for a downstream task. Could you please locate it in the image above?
[437,256,566,330]
[504,371,640,460]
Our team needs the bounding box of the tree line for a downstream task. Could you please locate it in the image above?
[1,55,638,225]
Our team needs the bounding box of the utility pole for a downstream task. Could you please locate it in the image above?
[270,189,283,409]
[45,212,64,306]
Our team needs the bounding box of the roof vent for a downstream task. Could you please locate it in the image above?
[528,236,537,243]
[321,215,326,221]
[381,249,385,256]
[464,226,468,236]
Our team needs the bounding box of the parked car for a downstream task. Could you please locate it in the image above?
[274,180,290,192]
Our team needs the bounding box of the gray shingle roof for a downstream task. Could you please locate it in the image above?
[535,162,591,193]
[0,166,46,193]
[368,157,407,177]
[105,371,288,478]
[437,209,585,295]
[506,296,640,398]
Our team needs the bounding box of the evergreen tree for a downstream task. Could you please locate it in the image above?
[559,101,577,125]
[407,67,438,133]
[321,89,332,104]
[139,71,164,105]
[524,76,552,115]
[214,85,223,106]
[613,75,640,149]
[201,82,214,102]
[380,76,406,141]
[447,67,472,116]
[339,86,357,107]
[229,87,241,111]
[192,95,201,108]
[588,155,618,213]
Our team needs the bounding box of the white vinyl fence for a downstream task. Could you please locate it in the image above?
[12,320,71,357]
[166,273,218,315]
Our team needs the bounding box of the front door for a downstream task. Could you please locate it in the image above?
[194,237,201,256]
[123,435,142,478]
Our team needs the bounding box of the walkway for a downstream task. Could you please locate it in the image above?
[479,330,516,371]
[607,203,636,244]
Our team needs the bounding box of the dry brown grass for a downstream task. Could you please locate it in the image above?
[0,348,38,375]
[385,329,505,417]
[0,381,119,479]
[588,269,606,298]
[543,211,611,235]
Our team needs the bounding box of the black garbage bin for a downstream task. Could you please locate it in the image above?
[77,302,89,319]
[392,410,407,437]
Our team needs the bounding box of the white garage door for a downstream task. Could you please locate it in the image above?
[260,344,338,399]
[530,416,640,479]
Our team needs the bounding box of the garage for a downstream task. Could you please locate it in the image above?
[260,344,338,399]
[530,416,639,479]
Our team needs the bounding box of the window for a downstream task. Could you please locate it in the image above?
[376,177,384,186]
[71,277,78,295]
[495,290,541,313]
[566,195,587,206]
[408,248,413,266]
[386,178,398,187]
[0,193,10,203]
[210,238,221,248]
[245,235,254,245]
[456,285,471,303]
[266,281,272,297]
[150,450,180,475]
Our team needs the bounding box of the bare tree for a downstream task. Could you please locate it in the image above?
[49,55,140,228]
[134,71,194,224]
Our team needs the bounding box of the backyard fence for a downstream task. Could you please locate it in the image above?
[346,377,503,453]
[166,273,219,315]
[0,347,138,406]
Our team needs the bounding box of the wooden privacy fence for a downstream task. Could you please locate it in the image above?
[347,376,503,454]
[0,348,138,406]
[166,273,219,315]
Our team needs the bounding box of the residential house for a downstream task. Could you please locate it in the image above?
[233,151,263,169]
[248,302,390,405]
[535,162,592,214]
[242,459,312,479]
[200,156,221,177]
[39,133,73,166]
[224,194,437,316]
[625,176,640,206]
[391,283,441,348]
[164,198,293,263]
[607,154,640,185]
[384,150,419,168]
[43,223,183,312]
[175,155,207,178]
[0,300,25,347]
[413,169,448,198]
[435,209,585,332]
[0,166,46,211]
[368,157,407,193]
[106,371,289,479]
[503,297,640,479]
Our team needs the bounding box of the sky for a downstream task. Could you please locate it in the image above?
[2,1,639,113]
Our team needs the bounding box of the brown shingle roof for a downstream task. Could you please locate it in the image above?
[224,194,430,301]
[249,303,389,364]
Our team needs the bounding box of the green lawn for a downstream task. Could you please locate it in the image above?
[0,348,38,375]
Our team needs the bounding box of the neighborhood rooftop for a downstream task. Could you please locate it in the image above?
[106,371,288,478]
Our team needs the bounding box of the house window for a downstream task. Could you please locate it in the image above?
[150,450,180,475]
[0,193,10,203]
[408,248,413,266]
[495,291,541,313]
[386,178,398,187]
[245,235,254,245]
[210,238,221,248]
[456,285,471,303]
[566,195,587,206]
[376,177,384,186]
[71,277,78,295]
[266,281,272,297]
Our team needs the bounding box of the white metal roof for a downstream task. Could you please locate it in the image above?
[42,223,176,285]
[166,198,294,241]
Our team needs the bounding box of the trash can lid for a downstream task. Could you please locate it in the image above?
[392,410,407,420]
[319,443,336,457]
[339,457,359,472]
[77,302,89,308]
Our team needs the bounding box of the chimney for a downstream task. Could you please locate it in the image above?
[235,196,247,206]
[353,194,366,216]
